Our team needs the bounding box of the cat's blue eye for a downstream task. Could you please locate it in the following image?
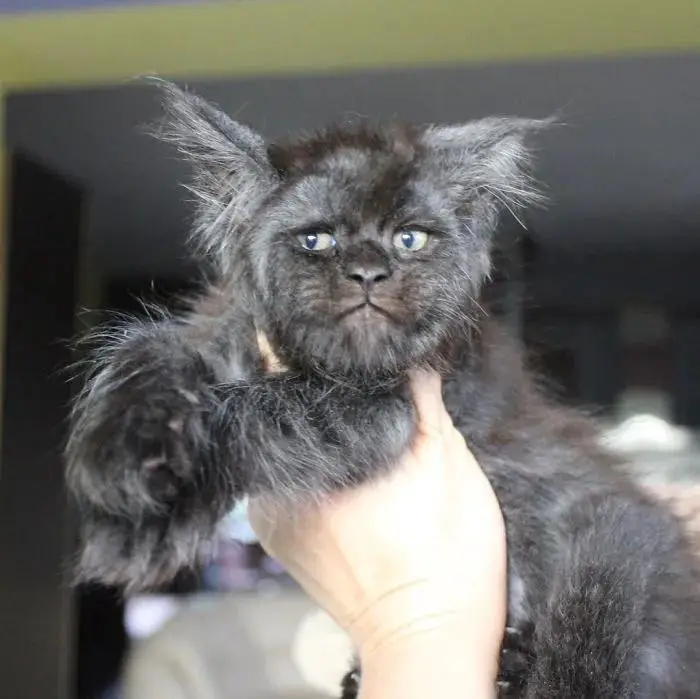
[297,231,336,252]
[393,229,429,252]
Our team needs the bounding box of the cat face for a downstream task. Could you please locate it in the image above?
[245,125,496,375]
[154,81,547,375]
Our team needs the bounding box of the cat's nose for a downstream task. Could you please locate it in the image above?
[344,260,391,288]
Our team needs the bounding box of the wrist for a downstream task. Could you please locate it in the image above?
[359,629,498,699]
[347,580,504,667]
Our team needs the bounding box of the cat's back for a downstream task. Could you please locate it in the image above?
[441,316,671,530]
[443,316,617,477]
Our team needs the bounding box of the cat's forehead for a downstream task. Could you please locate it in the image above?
[268,121,420,174]
[266,122,447,224]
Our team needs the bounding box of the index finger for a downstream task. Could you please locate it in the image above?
[409,369,451,437]
[257,331,286,374]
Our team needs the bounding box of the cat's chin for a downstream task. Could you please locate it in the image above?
[308,338,434,382]
[277,338,416,381]
[337,303,397,334]
[265,313,445,380]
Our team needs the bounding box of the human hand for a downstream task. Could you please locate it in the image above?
[248,370,507,694]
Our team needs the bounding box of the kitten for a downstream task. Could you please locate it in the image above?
[65,81,700,697]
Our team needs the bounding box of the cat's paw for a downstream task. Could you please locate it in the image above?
[496,624,534,697]
[68,358,212,510]
[66,335,227,588]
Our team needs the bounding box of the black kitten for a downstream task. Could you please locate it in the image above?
[65,82,700,697]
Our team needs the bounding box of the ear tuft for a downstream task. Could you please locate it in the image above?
[146,77,269,173]
[422,116,556,215]
[143,77,277,269]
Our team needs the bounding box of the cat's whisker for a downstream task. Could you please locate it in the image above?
[483,185,528,230]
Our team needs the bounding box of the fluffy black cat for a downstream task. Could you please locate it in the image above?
[65,81,700,697]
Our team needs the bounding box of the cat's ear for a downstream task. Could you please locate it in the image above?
[422,117,554,213]
[148,79,277,264]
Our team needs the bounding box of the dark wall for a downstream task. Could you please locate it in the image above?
[529,250,700,309]
[0,154,84,699]
[522,247,700,422]
[672,314,700,427]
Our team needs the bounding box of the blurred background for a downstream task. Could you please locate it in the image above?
[1,1,699,698]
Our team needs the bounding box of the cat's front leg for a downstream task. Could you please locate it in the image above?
[211,374,416,499]
[66,315,257,591]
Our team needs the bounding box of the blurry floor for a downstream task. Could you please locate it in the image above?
[123,589,347,699]
[232,590,345,699]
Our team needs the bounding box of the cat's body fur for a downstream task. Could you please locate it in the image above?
[66,81,700,697]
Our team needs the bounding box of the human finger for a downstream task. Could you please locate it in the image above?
[257,331,286,373]
[409,369,450,437]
